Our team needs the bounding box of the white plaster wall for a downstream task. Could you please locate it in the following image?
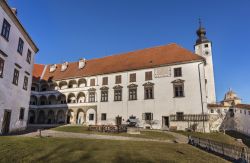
[32,61,209,130]
[0,6,36,134]
[234,108,250,136]
[195,42,216,104]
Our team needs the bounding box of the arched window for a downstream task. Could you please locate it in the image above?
[68,80,77,88]
[77,92,86,103]
[67,93,76,103]
[78,78,87,87]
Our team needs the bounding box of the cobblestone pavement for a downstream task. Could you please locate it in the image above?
[20,129,187,143]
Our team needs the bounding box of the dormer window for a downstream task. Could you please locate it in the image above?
[49,64,57,72]
[61,62,68,71]
[79,58,86,69]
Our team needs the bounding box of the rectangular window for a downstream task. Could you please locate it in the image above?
[145,87,154,99]
[114,89,122,101]
[101,90,108,102]
[89,114,94,121]
[23,76,29,90]
[1,19,11,41]
[115,75,122,84]
[174,84,184,97]
[129,88,137,100]
[17,38,24,55]
[19,108,25,120]
[145,71,152,81]
[13,69,19,85]
[174,68,182,77]
[142,113,153,121]
[0,57,4,78]
[90,79,95,86]
[89,91,95,102]
[102,77,108,85]
[26,49,31,64]
[101,113,107,121]
[176,112,184,121]
[129,73,136,82]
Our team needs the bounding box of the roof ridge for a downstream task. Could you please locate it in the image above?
[44,43,181,65]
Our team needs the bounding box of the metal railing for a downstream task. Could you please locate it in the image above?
[189,136,250,163]
[170,114,209,121]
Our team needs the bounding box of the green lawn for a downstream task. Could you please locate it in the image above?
[0,136,229,163]
[51,125,175,141]
[175,131,243,146]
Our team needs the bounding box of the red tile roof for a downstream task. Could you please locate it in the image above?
[33,43,204,81]
[32,64,45,81]
[235,104,250,110]
[207,104,228,108]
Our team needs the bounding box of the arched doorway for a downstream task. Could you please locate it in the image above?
[47,110,55,124]
[76,109,85,124]
[38,110,45,124]
[67,110,74,124]
[57,110,65,124]
[28,110,36,124]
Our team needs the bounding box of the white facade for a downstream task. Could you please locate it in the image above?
[0,1,38,134]
[195,42,216,104]
[208,90,250,135]
[29,60,212,131]
[233,107,250,136]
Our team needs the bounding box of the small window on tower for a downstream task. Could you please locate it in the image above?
[204,44,209,48]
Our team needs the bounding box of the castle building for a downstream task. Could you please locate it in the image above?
[0,0,39,134]
[29,23,216,132]
[208,90,250,135]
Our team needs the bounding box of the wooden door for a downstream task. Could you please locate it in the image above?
[116,116,122,125]
[2,110,11,134]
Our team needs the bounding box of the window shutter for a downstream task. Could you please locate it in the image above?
[145,71,152,81]
[90,79,95,86]
[115,75,121,84]
[130,73,136,82]
[102,77,108,85]
[151,113,153,120]
[142,113,146,120]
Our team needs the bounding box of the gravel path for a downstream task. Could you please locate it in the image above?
[20,130,187,143]
[20,130,177,143]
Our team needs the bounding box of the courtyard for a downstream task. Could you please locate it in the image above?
[0,135,229,163]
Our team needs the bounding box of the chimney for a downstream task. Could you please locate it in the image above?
[79,58,86,69]
[49,64,57,72]
[11,8,17,16]
[61,62,68,72]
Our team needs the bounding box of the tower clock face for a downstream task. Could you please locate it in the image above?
[204,50,210,56]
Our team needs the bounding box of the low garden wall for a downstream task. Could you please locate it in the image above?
[189,136,250,163]
[88,125,127,133]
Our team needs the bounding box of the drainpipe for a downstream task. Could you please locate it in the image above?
[198,62,205,133]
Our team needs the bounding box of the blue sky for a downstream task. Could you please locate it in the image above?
[8,0,250,103]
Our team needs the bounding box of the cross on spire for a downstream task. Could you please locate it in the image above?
[199,18,202,28]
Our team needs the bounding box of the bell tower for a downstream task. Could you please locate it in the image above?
[194,20,216,103]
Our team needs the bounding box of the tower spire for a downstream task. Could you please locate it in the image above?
[199,18,202,28]
[195,19,210,45]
